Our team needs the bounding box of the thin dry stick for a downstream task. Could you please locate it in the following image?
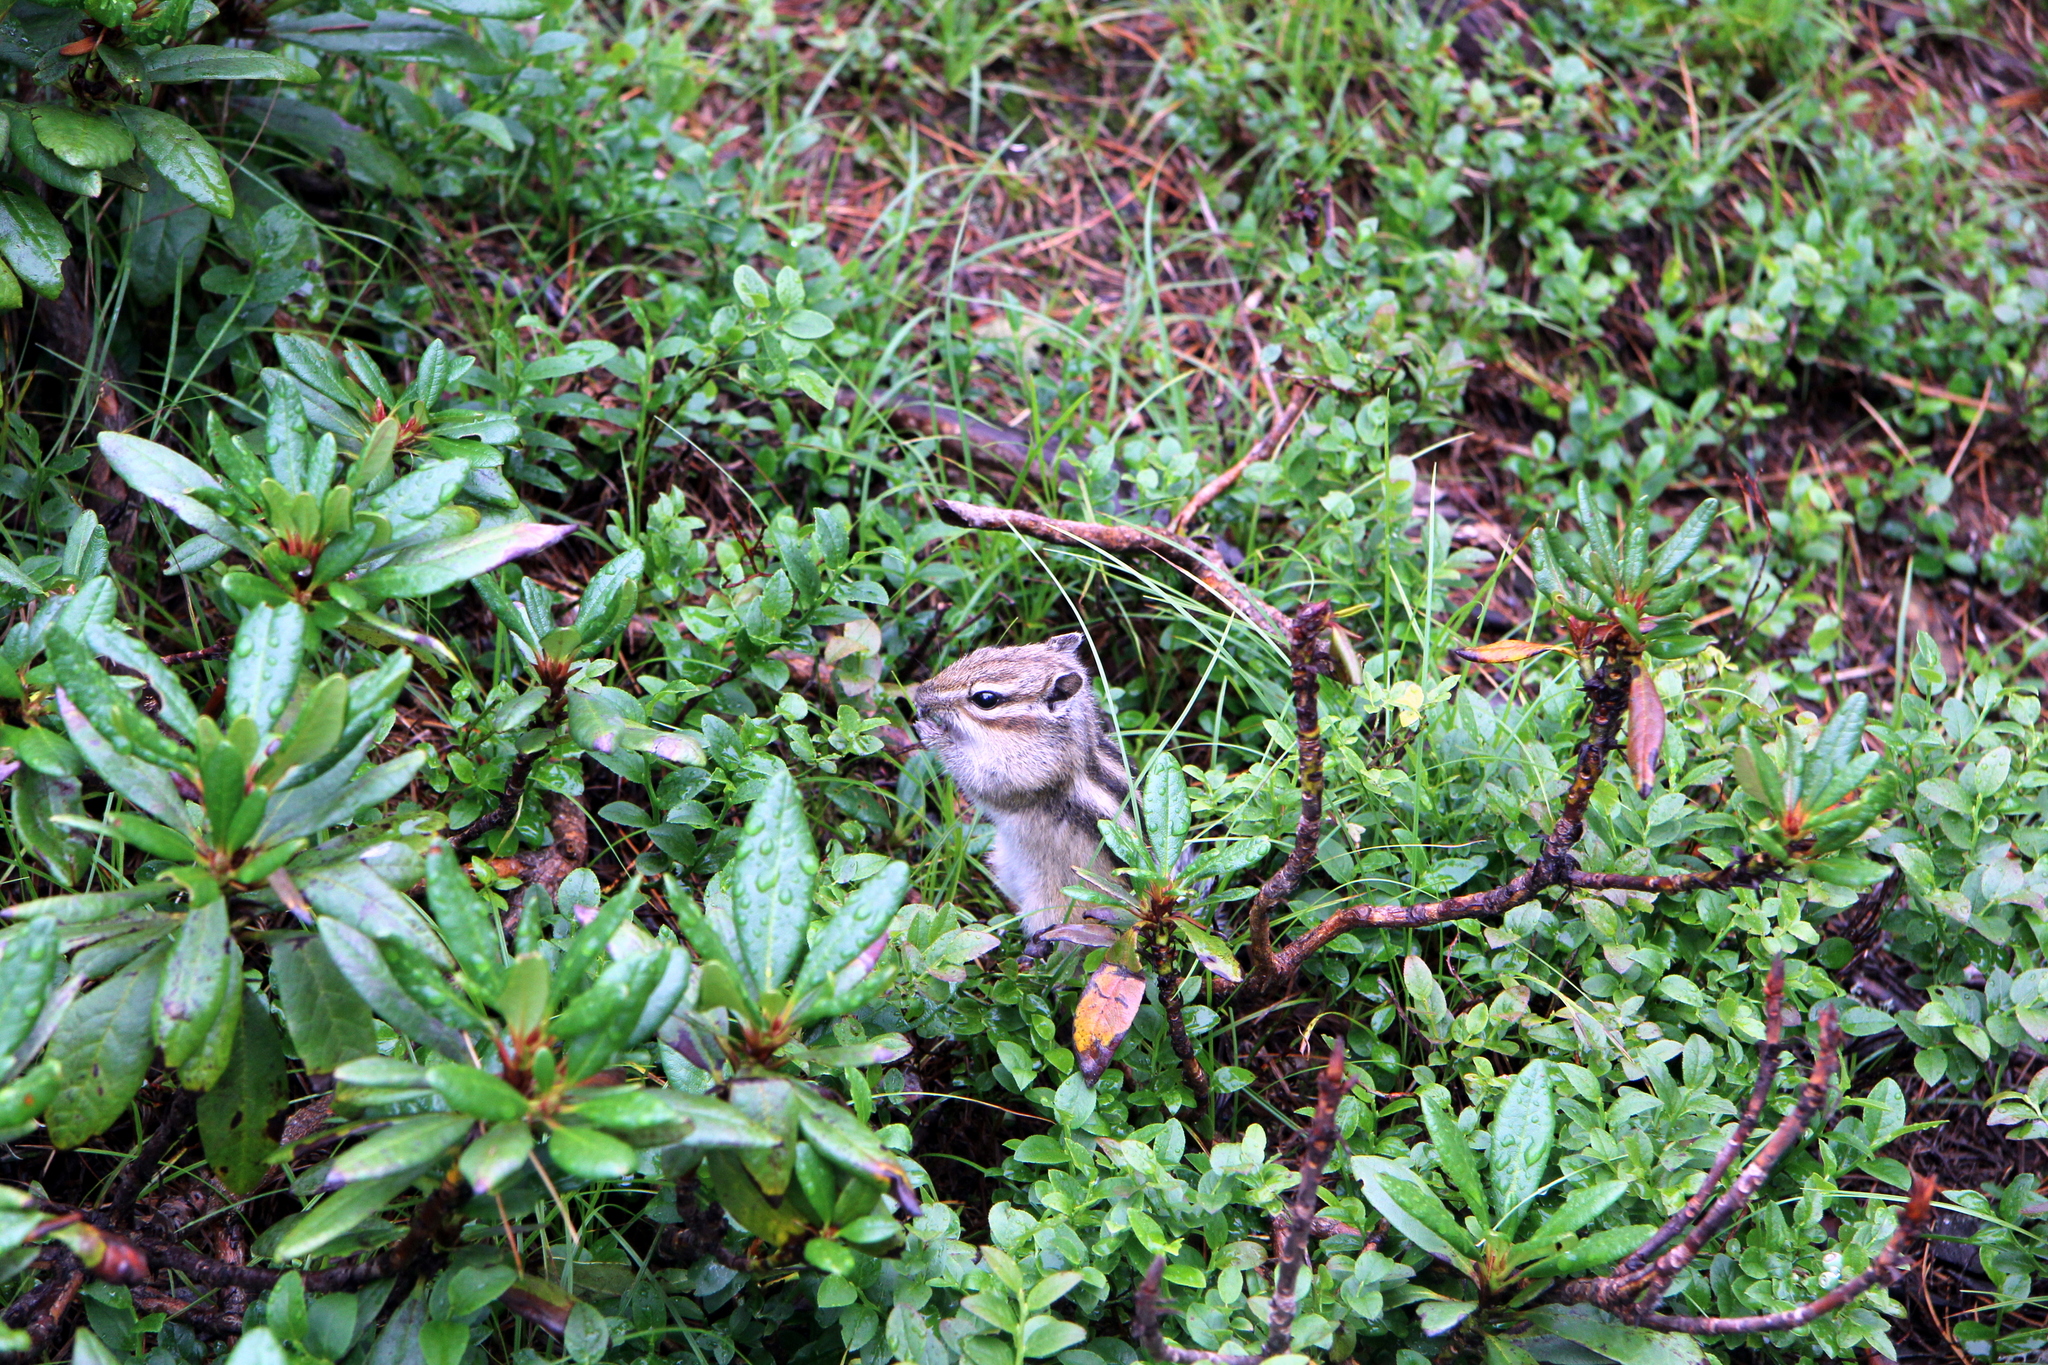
[1940,377,1996,482]
[1245,601,1333,977]
[1170,385,1314,536]
[933,498,1288,638]
[1615,958,1786,1275]
[1630,1176,1935,1334]
[1132,1047,1353,1365]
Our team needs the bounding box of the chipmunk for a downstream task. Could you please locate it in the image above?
[912,632,1133,943]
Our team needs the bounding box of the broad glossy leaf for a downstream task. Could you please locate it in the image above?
[229,96,420,195]
[298,858,449,964]
[328,1112,471,1186]
[728,764,817,993]
[459,1121,533,1192]
[274,1174,413,1259]
[547,1124,636,1180]
[1073,956,1145,1084]
[1139,759,1190,867]
[227,603,306,735]
[155,897,230,1069]
[1524,1305,1708,1365]
[0,191,68,301]
[427,1065,528,1123]
[424,841,505,991]
[142,46,318,82]
[1418,1086,1488,1225]
[98,432,256,556]
[46,946,166,1148]
[266,9,504,65]
[1490,1060,1554,1236]
[316,917,466,1059]
[0,918,60,1063]
[1522,1179,1630,1253]
[360,521,572,597]
[1352,1154,1475,1263]
[270,934,377,1073]
[196,991,288,1194]
[792,860,906,1002]
[115,106,233,217]
[30,107,135,169]
[797,1097,919,1214]
[1174,919,1241,984]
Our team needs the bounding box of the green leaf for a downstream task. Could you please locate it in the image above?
[97,432,255,556]
[1352,1154,1476,1262]
[270,935,377,1073]
[115,106,233,218]
[29,107,135,169]
[1521,1180,1630,1254]
[126,176,211,306]
[1525,1305,1709,1365]
[142,46,319,82]
[155,897,231,1070]
[0,259,21,312]
[424,841,505,992]
[361,521,573,597]
[0,191,69,301]
[227,96,420,195]
[327,1113,471,1186]
[196,990,288,1194]
[1174,919,1241,985]
[265,9,507,67]
[459,1121,534,1192]
[426,1064,528,1123]
[1648,499,1719,580]
[0,918,61,1063]
[227,603,306,735]
[1801,692,1871,809]
[275,1175,413,1259]
[729,764,818,993]
[792,860,906,1005]
[46,946,167,1148]
[1490,1061,1554,1237]
[8,114,102,196]
[782,309,834,340]
[547,1124,636,1180]
[1020,1317,1085,1359]
[1418,1086,1489,1225]
[1140,759,1191,868]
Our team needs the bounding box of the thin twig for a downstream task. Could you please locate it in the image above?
[1132,1047,1353,1365]
[1628,1176,1935,1334]
[1616,959,1786,1274]
[1246,602,1332,977]
[1170,385,1314,536]
[453,745,544,845]
[106,1091,196,1230]
[932,499,1287,638]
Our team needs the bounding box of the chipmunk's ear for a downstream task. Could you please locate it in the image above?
[1046,671,1084,705]
[1046,632,1084,656]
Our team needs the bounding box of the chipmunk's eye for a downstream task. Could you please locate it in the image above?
[970,690,1003,708]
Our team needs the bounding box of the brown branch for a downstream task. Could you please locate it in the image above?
[1616,959,1786,1274]
[139,1163,467,1296]
[1555,1006,1845,1313]
[1132,1047,1353,1365]
[454,745,545,845]
[106,1091,196,1230]
[1265,1048,1352,1355]
[1246,602,1332,977]
[932,499,1288,638]
[158,641,232,666]
[0,1254,83,1365]
[1267,660,1635,977]
[1627,1175,1935,1334]
[1156,969,1211,1104]
[130,1287,243,1339]
[1170,385,1314,536]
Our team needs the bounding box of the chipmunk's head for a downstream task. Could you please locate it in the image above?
[913,632,1109,811]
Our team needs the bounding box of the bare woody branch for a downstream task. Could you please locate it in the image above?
[1133,1047,1353,1365]
[1246,601,1333,978]
[1256,656,1780,977]
[1615,958,1786,1275]
[932,499,1289,639]
[1171,386,1315,536]
[1629,1175,1935,1335]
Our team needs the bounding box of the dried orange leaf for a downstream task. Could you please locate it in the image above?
[1449,640,1573,666]
[1073,961,1147,1084]
[1628,668,1666,798]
